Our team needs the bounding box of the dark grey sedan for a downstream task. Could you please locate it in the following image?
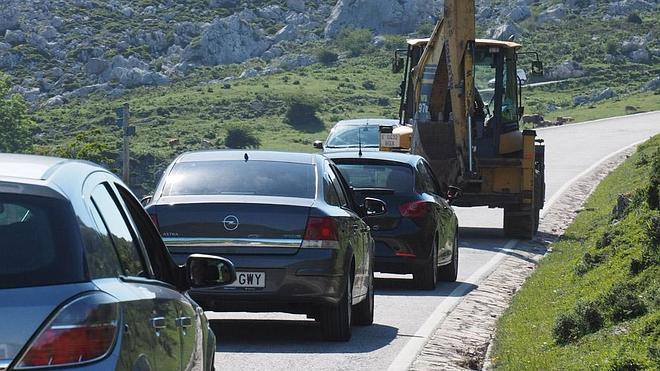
[145,151,385,341]
[0,154,235,371]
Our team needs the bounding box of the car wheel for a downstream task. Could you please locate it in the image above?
[438,234,458,282]
[320,274,352,341]
[413,239,438,290]
[352,268,374,326]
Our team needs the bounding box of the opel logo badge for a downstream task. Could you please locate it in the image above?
[223,215,239,231]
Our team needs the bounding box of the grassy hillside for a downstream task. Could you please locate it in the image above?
[491,134,660,369]
[23,2,660,194]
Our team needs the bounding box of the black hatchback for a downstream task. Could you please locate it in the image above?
[327,151,460,290]
[145,151,386,341]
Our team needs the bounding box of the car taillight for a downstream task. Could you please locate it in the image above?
[301,217,339,249]
[15,292,119,369]
[149,213,160,230]
[399,201,429,218]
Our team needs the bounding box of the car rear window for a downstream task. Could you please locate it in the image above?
[335,163,414,194]
[326,125,381,148]
[0,193,85,289]
[163,160,316,198]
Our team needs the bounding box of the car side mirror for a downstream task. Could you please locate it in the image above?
[446,186,463,205]
[531,61,544,77]
[313,140,324,149]
[186,254,237,288]
[392,56,405,74]
[364,197,387,216]
[140,195,153,206]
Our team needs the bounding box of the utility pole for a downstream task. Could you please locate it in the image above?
[116,103,135,186]
[121,103,130,185]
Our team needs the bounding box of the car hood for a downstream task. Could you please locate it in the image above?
[0,283,96,366]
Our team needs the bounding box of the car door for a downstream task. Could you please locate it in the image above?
[418,161,454,262]
[82,176,182,371]
[114,182,206,371]
[328,162,370,298]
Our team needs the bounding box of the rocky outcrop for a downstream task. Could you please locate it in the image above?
[488,22,523,41]
[537,4,567,24]
[607,0,657,16]
[324,0,441,38]
[573,87,617,106]
[545,60,586,80]
[182,15,271,66]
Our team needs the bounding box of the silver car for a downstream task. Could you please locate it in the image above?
[0,154,236,371]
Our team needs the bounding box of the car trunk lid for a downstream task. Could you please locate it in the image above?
[151,196,313,256]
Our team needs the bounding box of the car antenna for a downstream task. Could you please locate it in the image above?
[358,126,363,157]
[244,153,249,162]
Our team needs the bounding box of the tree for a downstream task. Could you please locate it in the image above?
[335,28,373,57]
[0,73,34,153]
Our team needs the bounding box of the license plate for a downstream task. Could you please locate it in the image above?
[226,272,266,288]
[380,133,400,148]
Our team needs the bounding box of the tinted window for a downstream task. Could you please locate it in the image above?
[91,184,147,277]
[163,160,316,199]
[416,162,439,195]
[335,163,414,194]
[324,176,341,206]
[0,193,85,289]
[326,125,381,148]
[80,202,123,279]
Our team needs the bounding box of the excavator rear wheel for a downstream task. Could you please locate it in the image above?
[503,205,536,239]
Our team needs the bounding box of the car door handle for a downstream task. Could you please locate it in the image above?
[176,316,193,329]
[352,224,360,233]
[151,317,166,329]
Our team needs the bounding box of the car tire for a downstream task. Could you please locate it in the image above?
[320,274,352,341]
[438,234,458,282]
[352,269,374,326]
[413,239,438,290]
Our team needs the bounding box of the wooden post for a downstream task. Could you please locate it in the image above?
[122,103,130,185]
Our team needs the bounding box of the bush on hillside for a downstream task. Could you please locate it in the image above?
[0,73,34,153]
[284,94,323,132]
[627,13,643,24]
[335,28,373,57]
[552,313,581,345]
[603,282,647,322]
[316,50,339,66]
[224,127,260,149]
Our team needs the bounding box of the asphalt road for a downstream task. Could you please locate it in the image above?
[210,111,660,371]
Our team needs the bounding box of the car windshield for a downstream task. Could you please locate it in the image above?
[163,160,317,198]
[325,125,382,148]
[0,193,85,289]
[335,163,414,194]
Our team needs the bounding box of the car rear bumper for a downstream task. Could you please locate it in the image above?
[372,224,433,274]
[169,248,348,313]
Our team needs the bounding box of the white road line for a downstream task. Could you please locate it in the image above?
[534,110,659,132]
[387,239,519,371]
[540,138,648,218]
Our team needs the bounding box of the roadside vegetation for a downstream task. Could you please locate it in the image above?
[491,134,660,369]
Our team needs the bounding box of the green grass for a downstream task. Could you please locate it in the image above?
[491,135,660,370]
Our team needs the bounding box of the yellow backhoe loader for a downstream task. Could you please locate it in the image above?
[389,0,546,239]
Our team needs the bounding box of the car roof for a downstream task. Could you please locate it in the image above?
[325,151,422,166]
[333,118,400,127]
[177,150,320,165]
[0,153,71,180]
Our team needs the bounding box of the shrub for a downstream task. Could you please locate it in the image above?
[316,50,339,66]
[575,251,606,276]
[626,13,643,24]
[416,21,435,37]
[224,127,260,149]
[335,28,373,57]
[574,300,604,334]
[603,282,647,322]
[284,94,323,132]
[552,312,581,345]
[362,80,376,90]
[606,41,618,55]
